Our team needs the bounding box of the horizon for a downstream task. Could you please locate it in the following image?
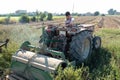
[0,0,120,14]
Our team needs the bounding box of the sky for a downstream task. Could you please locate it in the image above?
[0,0,120,14]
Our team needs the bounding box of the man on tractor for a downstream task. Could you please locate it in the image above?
[65,11,74,27]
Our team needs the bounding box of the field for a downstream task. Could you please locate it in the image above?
[0,16,65,23]
[0,16,120,79]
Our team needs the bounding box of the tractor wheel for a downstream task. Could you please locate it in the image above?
[93,36,101,50]
[69,30,92,63]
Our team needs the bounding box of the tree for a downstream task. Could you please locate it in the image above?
[5,14,11,24]
[94,11,100,16]
[19,14,30,23]
[108,9,117,15]
[47,13,53,21]
[78,14,82,16]
[36,10,40,22]
[72,13,78,16]
[40,13,46,21]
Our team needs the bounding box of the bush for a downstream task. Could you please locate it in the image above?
[19,14,30,23]
[31,16,36,22]
[40,13,46,21]
[101,14,105,16]
[94,11,100,16]
[5,15,11,24]
[47,13,53,21]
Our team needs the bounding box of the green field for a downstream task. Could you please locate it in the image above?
[0,24,120,79]
[0,16,64,21]
[0,16,19,20]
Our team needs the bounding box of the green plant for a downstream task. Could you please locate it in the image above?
[101,14,105,16]
[31,16,36,22]
[19,14,30,23]
[5,15,11,24]
[47,13,53,20]
[55,66,90,80]
[40,13,46,21]
[36,10,40,22]
[94,11,100,16]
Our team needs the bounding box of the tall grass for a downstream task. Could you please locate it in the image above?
[90,28,120,79]
[0,24,42,77]
[9,24,42,46]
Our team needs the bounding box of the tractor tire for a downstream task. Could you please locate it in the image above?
[69,30,93,63]
[93,36,101,50]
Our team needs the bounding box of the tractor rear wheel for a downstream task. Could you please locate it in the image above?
[69,30,92,63]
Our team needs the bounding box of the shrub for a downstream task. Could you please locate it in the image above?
[94,11,100,16]
[19,14,30,23]
[31,16,36,22]
[47,13,53,20]
[101,14,105,16]
[40,13,46,21]
[5,15,11,24]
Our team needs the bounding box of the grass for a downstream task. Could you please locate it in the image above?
[0,24,120,79]
[53,16,64,19]
[0,16,64,22]
[9,25,42,46]
[96,28,120,55]
[0,16,19,21]
[0,24,42,77]
[89,28,120,79]
[0,24,42,45]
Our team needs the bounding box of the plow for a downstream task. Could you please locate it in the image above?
[5,24,101,80]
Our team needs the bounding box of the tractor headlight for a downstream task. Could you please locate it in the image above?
[59,31,66,36]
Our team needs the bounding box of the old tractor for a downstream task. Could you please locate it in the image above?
[6,24,101,80]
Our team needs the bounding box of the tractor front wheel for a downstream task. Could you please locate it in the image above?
[93,36,101,50]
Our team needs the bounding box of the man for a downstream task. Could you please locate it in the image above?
[65,11,74,27]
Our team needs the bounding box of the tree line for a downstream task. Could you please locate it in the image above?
[19,12,53,23]
[0,11,53,24]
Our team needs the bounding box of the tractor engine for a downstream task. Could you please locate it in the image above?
[43,25,67,52]
[41,25,82,60]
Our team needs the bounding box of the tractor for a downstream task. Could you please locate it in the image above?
[5,24,101,80]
